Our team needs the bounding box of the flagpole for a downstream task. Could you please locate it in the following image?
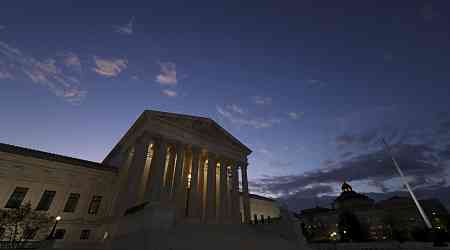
[381,138,432,229]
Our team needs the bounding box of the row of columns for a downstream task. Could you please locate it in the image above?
[116,133,251,224]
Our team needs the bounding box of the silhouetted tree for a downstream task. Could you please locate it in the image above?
[300,222,316,242]
[0,202,52,247]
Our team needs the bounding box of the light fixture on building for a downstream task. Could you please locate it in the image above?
[47,216,62,240]
[187,173,192,188]
[103,232,109,240]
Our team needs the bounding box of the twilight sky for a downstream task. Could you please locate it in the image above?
[1,1,450,210]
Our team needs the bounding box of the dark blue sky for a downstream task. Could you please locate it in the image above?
[1,1,450,208]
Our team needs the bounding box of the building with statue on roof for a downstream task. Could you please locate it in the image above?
[0,110,307,250]
[298,182,449,242]
[333,182,374,210]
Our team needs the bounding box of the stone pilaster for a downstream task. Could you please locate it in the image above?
[124,137,150,209]
[241,162,251,224]
[113,148,134,216]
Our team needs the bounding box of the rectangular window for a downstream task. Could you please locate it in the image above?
[88,196,102,215]
[5,187,29,208]
[35,190,56,211]
[54,229,66,240]
[23,227,38,240]
[63,193,80,213]
[80,229,91,240]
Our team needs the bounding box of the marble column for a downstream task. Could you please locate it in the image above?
[230,163,241,224]
[219,160,229,223]
[124,137,150,209]
[188,146,201,218]
[198,155,206,221]
[241,162,251,224]
[164,146,177,198]
[172,143,186,219]
[226,166,232,223]
[145,137,168,203]
[137,143,153,204]
[205,153,217,223]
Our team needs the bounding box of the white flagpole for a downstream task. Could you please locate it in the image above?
[382,138,432,229]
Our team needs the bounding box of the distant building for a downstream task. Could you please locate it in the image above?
[298,182,448,242]
[241,193,280,224]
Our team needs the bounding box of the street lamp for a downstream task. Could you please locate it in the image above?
[330,232,338,250]
[47,216,61,240]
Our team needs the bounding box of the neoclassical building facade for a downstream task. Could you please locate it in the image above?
[0,110,281,249]
[104,110,253,226]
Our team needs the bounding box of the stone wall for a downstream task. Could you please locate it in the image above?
[0,150,117,248]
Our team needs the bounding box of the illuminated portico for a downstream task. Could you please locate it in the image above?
[104,110,252,224]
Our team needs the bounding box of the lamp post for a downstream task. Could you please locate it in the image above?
[47,216,61,240]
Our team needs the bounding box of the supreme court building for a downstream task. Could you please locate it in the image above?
[0,110,282,250]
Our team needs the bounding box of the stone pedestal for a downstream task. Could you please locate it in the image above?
[108,202,176,250]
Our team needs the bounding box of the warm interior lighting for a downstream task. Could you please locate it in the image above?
[56,216,62,221]
[187,173,192,188]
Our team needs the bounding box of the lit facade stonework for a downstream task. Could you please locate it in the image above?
[0,110,286,250]
[103,110,252,225]
[240,193,280,224]
[0,143,117,247]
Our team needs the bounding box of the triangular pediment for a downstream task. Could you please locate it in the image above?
[145,110,251,153]
[103,110,251,164]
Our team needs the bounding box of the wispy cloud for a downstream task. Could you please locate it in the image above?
[335,130,379,149]
[0,63,14,79]
[63,52,81,68]
[229,104,245,114]
[252,96,272,105]
[92,56,128,77]
[0,41,86,104]
[257,148,272,156]
[113,16,134,35]
[0,25,5,30]
[161,89,177,97]
[288,111,304,120]
[217,105,280,129]
[156,62,177,85]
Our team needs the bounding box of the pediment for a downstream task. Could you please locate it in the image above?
[103,110,251,164]
[146,110,251,153]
